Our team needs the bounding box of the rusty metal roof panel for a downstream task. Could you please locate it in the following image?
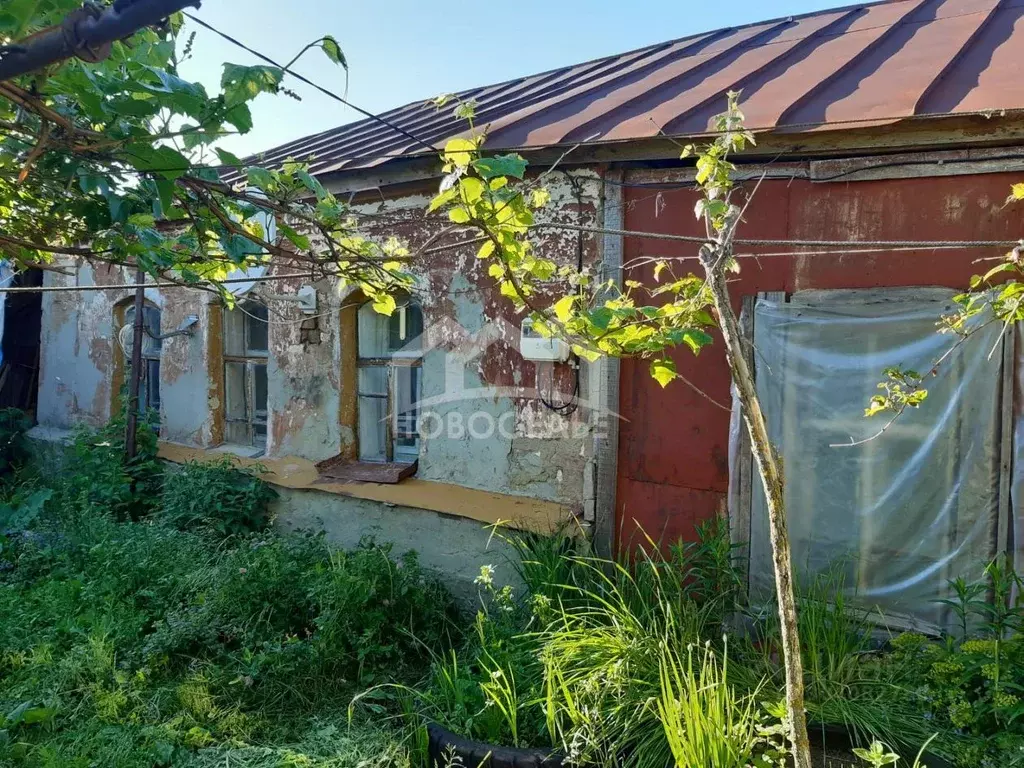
[241,0,1024,179]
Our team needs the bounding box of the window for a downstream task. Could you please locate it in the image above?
[223,301,269,449]
[121,303,162,413]
[739,290,1010,630]
[357,298,423,463]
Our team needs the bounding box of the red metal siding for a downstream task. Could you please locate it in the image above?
[615,170,1024,549]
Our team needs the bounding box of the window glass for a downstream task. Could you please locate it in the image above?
[394,365,420,455]
[124,305,162,355]
[358,395,387,462]
[145,359,161,412]
[389,303,423,353]
[246,304,269,353]
[224,306,246,357]
[356,296,423,464]
[223,303,270,449]
[358,366,388,397]
[224,361,248,423]
[357,303,389,359]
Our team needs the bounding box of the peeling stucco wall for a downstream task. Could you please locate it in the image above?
[37,262,219,443]
[34,171,605,529]
[274,486,521,604]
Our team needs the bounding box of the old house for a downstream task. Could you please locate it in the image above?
[29,0,1024,623]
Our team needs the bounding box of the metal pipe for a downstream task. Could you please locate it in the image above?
[0,0,202,82]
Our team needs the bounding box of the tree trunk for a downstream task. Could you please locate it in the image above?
[699,253,812,768]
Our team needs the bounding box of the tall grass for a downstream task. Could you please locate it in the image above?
[529,523,747,768]
[657,641,783,768]
[748,567,936,756]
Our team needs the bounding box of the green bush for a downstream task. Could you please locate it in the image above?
[161,457,278,536]
[0,460,455,766]
[63,411,163,521]
[0,408,31,478]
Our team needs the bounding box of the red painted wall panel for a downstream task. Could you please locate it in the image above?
[615,171,1024,550]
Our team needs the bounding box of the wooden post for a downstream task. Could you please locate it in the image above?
[124,267,146,461]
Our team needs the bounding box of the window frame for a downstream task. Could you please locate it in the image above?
[730,288,1016,631]
[222,300,269,450]
[356,300,423,464]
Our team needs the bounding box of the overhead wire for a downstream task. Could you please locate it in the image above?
[181,12,438,155]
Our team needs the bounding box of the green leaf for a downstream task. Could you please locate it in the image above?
[553,295,576,323]
[295,168,327,199]
[681,329,713,354]
[245,167,276,191]
[128,213,156,228]
[472,154,527,180]
[221,63,284,108]
[320,36,347,68]
[650,358,678,388]
[477,240,495,260]
[127,145,190,180]
[428,187,457,213]
[461,177,485,204]
[530,188,551,208]
[279,223,310,250]
[224,103,254,133]
[141,67,209,117]
[215,148,245,169]
[154,178,175,218]
[372,293,397,316]
[589,306,614,330]
[1011,183,1024,201]
[443,138,477,169]
[449,207,471,224]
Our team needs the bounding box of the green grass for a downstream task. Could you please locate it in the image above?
[0,464,456,767]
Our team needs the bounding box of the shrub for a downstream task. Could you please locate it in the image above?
[161,457,278,536]
[0,407,31,478]
[309,541,460,684]
[0,473,452,766]
[63,411,163,520]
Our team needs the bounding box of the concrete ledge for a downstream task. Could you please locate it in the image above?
[157,441,575,535]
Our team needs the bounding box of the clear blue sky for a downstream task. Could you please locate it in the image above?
[179,0,840,157]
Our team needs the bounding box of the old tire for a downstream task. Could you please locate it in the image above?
[426,723,564,768]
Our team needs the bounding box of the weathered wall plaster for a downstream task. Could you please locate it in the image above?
[274,486,521,604]
[32,172,605,591]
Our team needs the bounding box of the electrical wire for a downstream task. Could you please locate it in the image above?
[0,271,315,294]
[181,12,438,155]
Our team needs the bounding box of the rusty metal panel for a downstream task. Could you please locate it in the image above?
[614,170,1024,548]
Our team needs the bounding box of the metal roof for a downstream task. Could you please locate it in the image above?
[246,0,1024,178]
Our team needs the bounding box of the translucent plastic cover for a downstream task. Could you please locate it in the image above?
[743,290,1006,631]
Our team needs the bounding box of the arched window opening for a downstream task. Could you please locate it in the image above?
[118,302,162,414]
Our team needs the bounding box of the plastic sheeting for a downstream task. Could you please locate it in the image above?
[743,290,1007,631]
